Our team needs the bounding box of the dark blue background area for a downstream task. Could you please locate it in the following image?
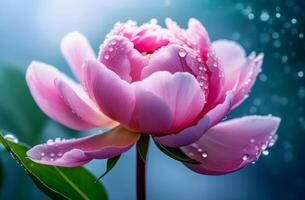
[0,0,304,199]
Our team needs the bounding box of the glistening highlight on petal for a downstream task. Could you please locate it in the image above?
[27,126,140,167]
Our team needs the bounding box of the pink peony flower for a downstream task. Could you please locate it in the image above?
[26,18,280,175]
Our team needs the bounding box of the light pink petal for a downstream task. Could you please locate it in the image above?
[82,60,136,125]
[232,53,264,108]
[61,32,95,80]
[98,35,148,82]
[27,126,140,166]
[154,91,233,147]
[130,71,205,134]
[212,40,247,92]
[26,61,99,130]
[108,20,138,39]
[54,77,118,128]
[186,18,210,52]
[182,116,281,175]
[141,45,209,96]
[212,40,264,108]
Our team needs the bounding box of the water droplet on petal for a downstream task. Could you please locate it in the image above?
[201,152,208,158]
[4,134,18,143]
[104,54,110,60]
[111,40,117,45]
[50,153,55,157]
[54,137,61,143]
[57,152,63,157]
[242,154,249,161]
[262,150,269,156]
[108,46,114,52]
[197,148,203,152]
[40,152,45,157]
[178,48,187,57]
[46,139,54,145]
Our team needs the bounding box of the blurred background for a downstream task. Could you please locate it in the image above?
[0,0,304,199]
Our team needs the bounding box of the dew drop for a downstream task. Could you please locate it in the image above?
[108,46,114,52]
[104,54,110,60]
[197,148,203,152]
[57,152,63,157]
[197,57,202,62]
[50,153,55,157]
[4,134,18,143]
[262,150,269,156]
[46,139,54,145]
[111,40,117,45]
[178,48,187,57]
[54,137,61,143]
[201,152,208,158]
[40,152,45,157]
[250,138,255,143]
[242,154,249,161]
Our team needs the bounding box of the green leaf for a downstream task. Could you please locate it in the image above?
[155,142,201,164]
[136,134,150,162]
[97,155,121,180]
[0,64,47,144]
[0,132,108,200]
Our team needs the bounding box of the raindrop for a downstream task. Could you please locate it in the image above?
[40,152,45,157]
[242,154,249,161]
[108,46,114,52]
[4,134,18,143]
[178,48,187,57]
[104,54,110,60]
[250,138,256,143]
[201,152,208,158]
[262,150,269,156]
[197,148,203,152]
[46,139,54,145]
[50,153,55,157]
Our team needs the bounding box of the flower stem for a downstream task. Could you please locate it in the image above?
[136,149,146,200]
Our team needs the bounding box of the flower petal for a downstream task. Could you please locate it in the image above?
[26,61,99,130]
[54,77,118,128]
[27,126,140,166]
[82,60,136,125]
[154,91,233,147]
[233,53,264,108]
[61,32,95,80]
[131,71,205,134]
[212,40,247,92]
[98,35,148,82]
[181,116,281,175]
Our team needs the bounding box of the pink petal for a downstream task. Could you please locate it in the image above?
[141,44,209,92]
[27,126,141,166]
[186,18,210,52]
[212,40,247,92]
[26,61,100,130]
[54,77,118,128]
[182,115,281,175]
[131,21,170,53]
[82,60,136,125]
[130,71,205,134]
[61,32,95,80]
[154,91,233,147]
[233,53,264,108]
[98,36,148,82]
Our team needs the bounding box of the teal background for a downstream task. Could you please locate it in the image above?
[0,0,304,199]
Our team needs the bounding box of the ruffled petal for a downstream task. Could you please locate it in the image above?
[131,71,205,134]
[26,61,100,130]
[82,60,136,125]
[98,36,148,82]
[61,32,95,80]
[27,126,140,166]
[154,91,233,147]
[181,116,281,175]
